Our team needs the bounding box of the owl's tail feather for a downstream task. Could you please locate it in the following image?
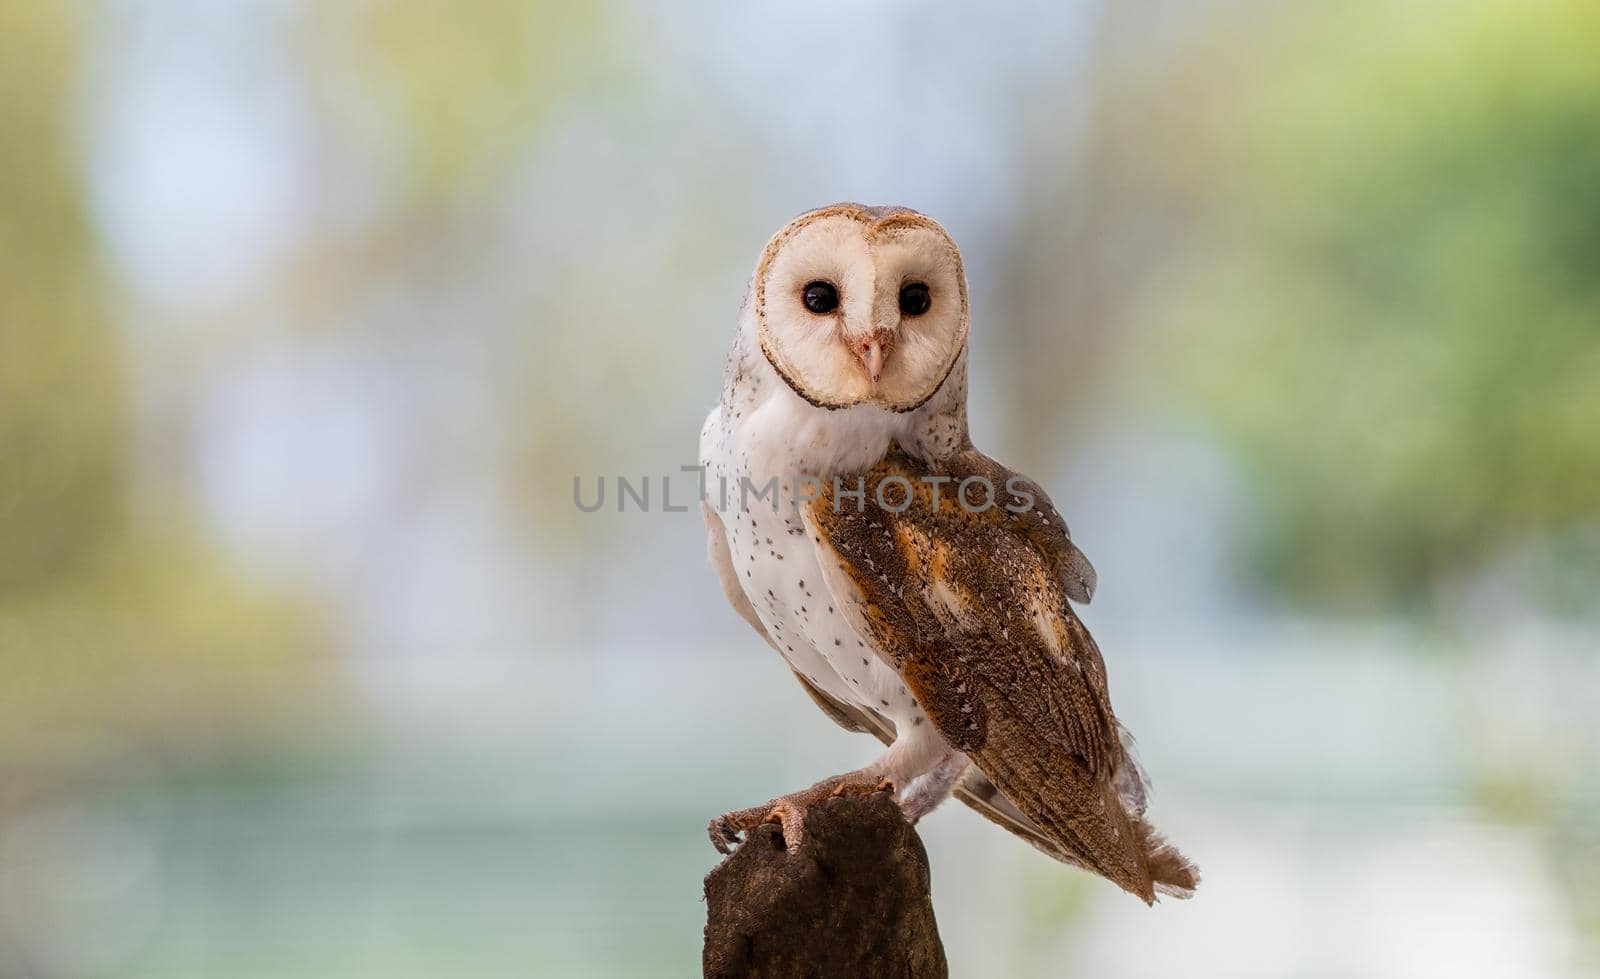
[1130,809,1200,899]
[1112,725,1199,898]
[956,765,1200,903]
[952,767,1094,870]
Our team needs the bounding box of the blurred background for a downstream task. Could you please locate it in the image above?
[2,0,1598,976]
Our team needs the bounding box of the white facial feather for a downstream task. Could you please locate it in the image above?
[753,205,968,413]
[711,204,974,481]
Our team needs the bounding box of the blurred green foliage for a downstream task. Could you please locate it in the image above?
[0,3,125,597]
[0,3,322,761]
[0,2,1592,974]
[339,0,595,198]
[1162,0,1600,612]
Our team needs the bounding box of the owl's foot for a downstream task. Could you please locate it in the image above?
[708,771,895,856]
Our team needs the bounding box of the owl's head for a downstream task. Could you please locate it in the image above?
[752,204,968,413]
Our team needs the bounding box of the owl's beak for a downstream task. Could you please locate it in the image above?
[863,339,885,384]
[854,332,893,386]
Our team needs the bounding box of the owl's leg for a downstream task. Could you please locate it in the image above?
[708,731,950,855]
[897,750,968,823]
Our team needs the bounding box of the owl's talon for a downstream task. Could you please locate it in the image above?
[707,802,779,855]
[765,802,807,854]
[830,776,895,800]
[708,817,741,854]
[706,771,895,857]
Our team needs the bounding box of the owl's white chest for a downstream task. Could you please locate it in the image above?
[700,392,925,727]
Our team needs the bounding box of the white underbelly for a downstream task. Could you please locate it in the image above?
[701,397,927,731]
[721,500,923,727]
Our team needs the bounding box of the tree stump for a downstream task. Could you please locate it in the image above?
[702,791,947,979]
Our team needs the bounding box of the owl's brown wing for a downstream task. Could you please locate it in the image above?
[791,670,1100,868]
[805,445,1197,902]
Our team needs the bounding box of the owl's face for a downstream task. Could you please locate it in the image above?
[753,204,968,413]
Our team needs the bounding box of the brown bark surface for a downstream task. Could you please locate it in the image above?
[703,792,947,979]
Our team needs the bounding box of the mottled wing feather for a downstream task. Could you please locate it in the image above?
[938,452,1098,605]
[806,449,1117,774]
[793,671,1097,870]
[806,446,1198,902]
[952,764,1101,870]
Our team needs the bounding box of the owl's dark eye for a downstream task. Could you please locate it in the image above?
[801,281,839,314]
[899,282,931,316]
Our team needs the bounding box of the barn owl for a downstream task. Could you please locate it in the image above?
[699,204,1198,902]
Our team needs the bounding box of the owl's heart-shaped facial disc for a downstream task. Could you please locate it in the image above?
[753,204,968,413]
